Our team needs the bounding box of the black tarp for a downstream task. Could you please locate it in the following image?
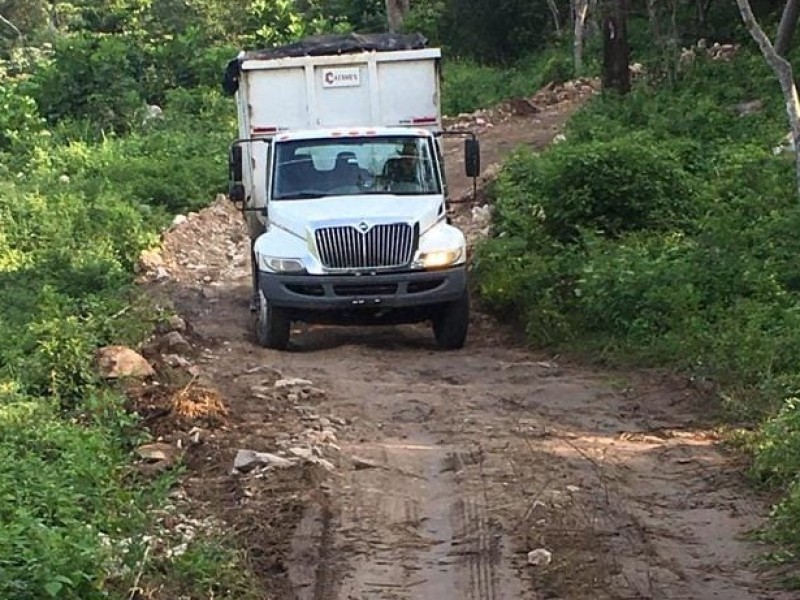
[222,32,428,96]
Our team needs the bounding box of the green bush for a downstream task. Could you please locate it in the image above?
[0,397,148,600]
[29,34,145,133]
[0,81,44,156]
[752,398,800,488]
[567,54,784,148]
[441,46,575,115]
[492,135,698,243]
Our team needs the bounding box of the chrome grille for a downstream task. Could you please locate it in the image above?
[315,223,415,270]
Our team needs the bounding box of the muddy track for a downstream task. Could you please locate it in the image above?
[150,102,792,599]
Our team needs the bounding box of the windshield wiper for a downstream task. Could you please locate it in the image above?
[276,192,327,200]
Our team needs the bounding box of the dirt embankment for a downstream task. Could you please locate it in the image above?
[132,84,794,599]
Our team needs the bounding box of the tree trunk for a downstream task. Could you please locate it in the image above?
[736,0,800,199]
[573,0,590,74]
[776,0,800,57]
[602,0,630,94]
[697,0,714,30]
[0,12,22,37]
[385,0,411,33]
[547,0,562,37]
[646,0,660,40]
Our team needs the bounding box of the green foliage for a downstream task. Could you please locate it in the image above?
[442,46,574,115]
[493,135,696,243]
[0,397,148,600]
[567,53,784,146]
[29,33,144,132]
[0,80,43,154]
[752,398,800,488]
[143,536,263,599]
[0,34,237,594]
[436,0,557,63]
[402,0,447,44]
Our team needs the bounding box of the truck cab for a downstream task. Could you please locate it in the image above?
[223,33,479,350]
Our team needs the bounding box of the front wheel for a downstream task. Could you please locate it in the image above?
[255,290,291,350]
[433,291,469,350]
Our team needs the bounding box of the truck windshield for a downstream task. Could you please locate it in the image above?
[272,136,441,200]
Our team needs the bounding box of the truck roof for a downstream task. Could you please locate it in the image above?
[270,127,436,142]
[223,32,428,96]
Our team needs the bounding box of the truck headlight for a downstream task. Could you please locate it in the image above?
[260,255,306,273]
[419,248,464,269]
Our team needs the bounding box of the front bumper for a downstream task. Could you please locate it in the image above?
[259,266,467,312]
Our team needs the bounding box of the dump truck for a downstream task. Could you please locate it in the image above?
[222,33,479,350]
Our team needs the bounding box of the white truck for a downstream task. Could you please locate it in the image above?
[222,33,479,350]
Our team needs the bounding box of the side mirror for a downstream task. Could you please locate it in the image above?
[228,145,244,202]
[465,138,480,178]
[229,182,245,202]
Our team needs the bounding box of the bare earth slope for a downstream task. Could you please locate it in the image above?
[144,95,793,599]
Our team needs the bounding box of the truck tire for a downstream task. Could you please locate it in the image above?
[255,290,291,350]
[433,291,469,350]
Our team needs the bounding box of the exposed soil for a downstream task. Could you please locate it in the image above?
[139,93,794,599]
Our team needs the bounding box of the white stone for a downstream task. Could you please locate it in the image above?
[274,378,314,389]
[527,548,552,566]
[233,449,297,473]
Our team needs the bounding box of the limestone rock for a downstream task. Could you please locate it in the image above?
[527,548,552,566]
[136,442,178,464]
[233,449,298,473]
[96,345,155,379]
[136,249,164,274]
[168,314,187,332]
[161,331,192,354]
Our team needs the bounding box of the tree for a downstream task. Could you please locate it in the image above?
[385,0,410,32]
[736,0,800,198]
[573,0,590,74]
[775,0,800,56]
[602,0,630,94]
[546,0,561,38]
[0,11,22,37]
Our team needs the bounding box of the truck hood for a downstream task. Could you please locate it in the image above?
[269,195,444,238]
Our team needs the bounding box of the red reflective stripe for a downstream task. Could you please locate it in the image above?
[253,126,278,134]
[411,116,437,124]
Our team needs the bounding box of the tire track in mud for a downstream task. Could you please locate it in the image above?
[452,496,499,600]
[291,425,522,600]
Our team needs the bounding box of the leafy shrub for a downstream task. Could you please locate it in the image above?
[752,398,800,488]
[492,135,698,243]
[0,397,148,600]
[767,478,800,552]
[474,235,580,344]
[567,53,785,148]
[29,34,145,132]
[0,82,44,155]
[572,232,702,341]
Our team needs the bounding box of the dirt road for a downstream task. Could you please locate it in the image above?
[147,99,792,599]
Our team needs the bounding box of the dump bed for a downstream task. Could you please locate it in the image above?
[225,33,441,136]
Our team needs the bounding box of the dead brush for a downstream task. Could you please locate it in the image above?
[169,376,228,427]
